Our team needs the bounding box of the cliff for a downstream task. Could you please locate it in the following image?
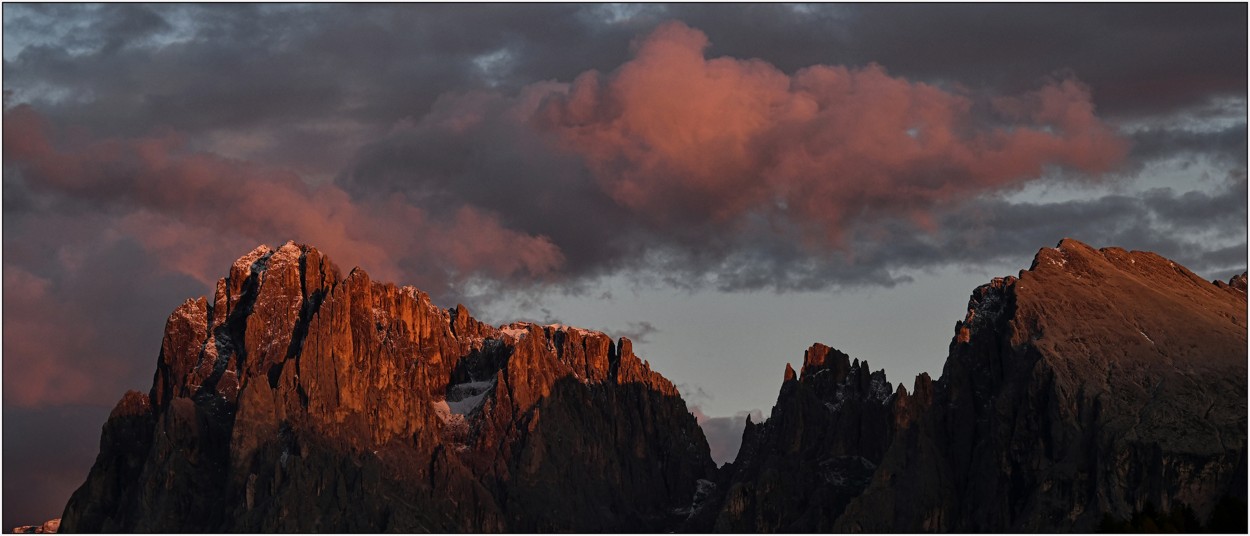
[58,239,1246,532]
[696,239,1247,532]
[60,242,714,532]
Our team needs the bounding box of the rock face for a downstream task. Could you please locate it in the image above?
[59,239,1246,532]
[12,518,60,533]
[685,344,915,532]
[60,242,714,532]
[693,238,1247,532]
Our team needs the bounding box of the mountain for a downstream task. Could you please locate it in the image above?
[58,239,1246,532]
[691,238,1247,532]
[59,242,714,532]
[12,518,60,534]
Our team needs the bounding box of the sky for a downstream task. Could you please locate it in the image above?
[2,3,1246,527]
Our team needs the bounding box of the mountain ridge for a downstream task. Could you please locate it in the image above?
[692,238,1247,532]
[61,241,714,532]
[56,238,1246,532]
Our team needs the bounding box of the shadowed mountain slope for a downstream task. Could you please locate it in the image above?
[692,239,1246,532]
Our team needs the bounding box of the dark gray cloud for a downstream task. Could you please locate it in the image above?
[5,4,647,179]
[596,4,1246,121]
[2,405,109,530]
[915,172,1249,279]
[2,228,205,408]
[612,321,660,345]
[7,4,1245,177]
[1127,125,1248,166]
[651,171,1247,293]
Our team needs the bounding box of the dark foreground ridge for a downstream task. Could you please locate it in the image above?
[686,238,1248,532]
[60,239,1246,532]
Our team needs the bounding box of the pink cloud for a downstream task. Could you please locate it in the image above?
[4,105,565,290]
[2,267,103,407]
[537,21,1130,246]
[689,404,763,465]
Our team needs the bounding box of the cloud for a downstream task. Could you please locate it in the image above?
[2,233,205,408]
[5,8,1239,296]
[861,169,1249,280]
[610,321,660,345]
[681,384,763,465]
[340,22,1134,295]
[1127,125,1247,166]
[689,404,763,466]
[2,4,654,183]
[540,22,1127,245]
[659,4,1246,119]
[2,405,110,530]
[6,4,1243,183]
[3,266,100,407]
[3,105,564,293]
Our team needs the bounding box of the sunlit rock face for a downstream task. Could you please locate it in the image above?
[60,241,714,532]
[12,518,60,533]
[59,239,1246,532]
[692,239,1247,533]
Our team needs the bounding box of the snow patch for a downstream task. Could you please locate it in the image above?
[818,456,876,487]
[546,323,591,336]
[675,479,718,518]
[446,380,495,415]
[269,241,302,267]
[232,245,273,276]
[825,387,848,413]
[869,374,892,403]
[499,325,530,340]
[432,382,490,452]
[371,306,388,323]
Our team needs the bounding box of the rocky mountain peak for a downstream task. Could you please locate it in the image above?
[1215,271,1248,293]
[1011,238,1245,368]
[62,242,713,533]
[55,239,1247,533]
[837,239,1247,532]
[798,342,851,382]
[695,238,1246,533]
[12,518,59,534]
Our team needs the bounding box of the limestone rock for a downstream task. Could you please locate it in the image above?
[60,242,713,532]
[694,238,1247,533]
[56,239,1247,532]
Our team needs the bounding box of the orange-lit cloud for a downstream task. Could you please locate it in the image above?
[2,267,102,407]
[3,105,564,292]
[538,22,1129,246]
